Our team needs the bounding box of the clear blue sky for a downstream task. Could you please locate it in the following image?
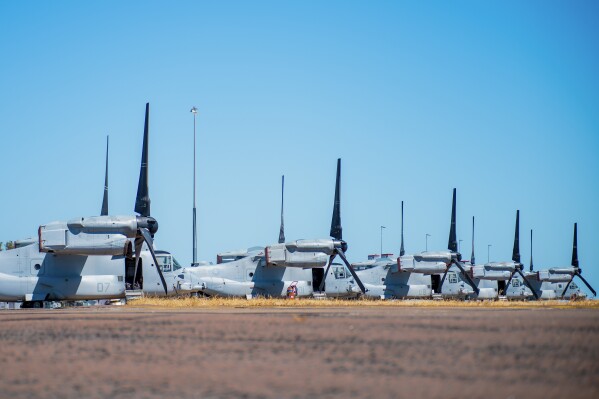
[1,1,598,294]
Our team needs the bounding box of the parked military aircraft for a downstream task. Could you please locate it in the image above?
[470,210,538,300]
[182,159,365,298]
[509,224,596,300]
[392,189,481,299]
[0,103,187,307]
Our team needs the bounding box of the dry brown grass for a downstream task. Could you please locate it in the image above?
[128,296,599,309]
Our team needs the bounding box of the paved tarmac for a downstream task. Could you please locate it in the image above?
[0,306,598,399]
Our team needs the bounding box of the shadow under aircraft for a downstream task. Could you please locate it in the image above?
[0,103,186,307]
[180,159,365,298]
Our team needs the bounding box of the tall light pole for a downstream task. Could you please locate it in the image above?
[191,106,198,266]
[425,233,431,251]
[380,226,386,257]
[487,244,492,263]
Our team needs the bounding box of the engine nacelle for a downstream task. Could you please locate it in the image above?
[265,242,330,268]
[66,216,138,237]
[471,265,512,280]
[284,239,335,254]
[483,261,517,272]
[39,221,130,256]
[412,251,452,264]
[398,255,447,274]
[537,270,573,282]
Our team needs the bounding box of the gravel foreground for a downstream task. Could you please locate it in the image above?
[0,306,598,399]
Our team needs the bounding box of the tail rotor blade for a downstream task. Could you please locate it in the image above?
[448,188,457,252]
[101,135,109,216]
[135,103,151,217]
[335,249,366,294]
[330,159,342,240]
[278,175,285,243]
[139,227,168,295]
[512,210,520,263]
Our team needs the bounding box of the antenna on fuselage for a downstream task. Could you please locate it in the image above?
[278,175,285,243]
[399,201,405,256]
[101,135,109,216]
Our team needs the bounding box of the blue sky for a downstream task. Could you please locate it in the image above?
[1,1,598,294]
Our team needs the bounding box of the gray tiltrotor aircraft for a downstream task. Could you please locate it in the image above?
[470,210,539,300]
[0,103,184,307]
[395,189,481,299]
[181,159,366,298]
[512,223,596,299]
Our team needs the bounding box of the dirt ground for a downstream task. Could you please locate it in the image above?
[0,306,598,399]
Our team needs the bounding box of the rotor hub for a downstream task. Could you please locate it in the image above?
[137,216,159,235]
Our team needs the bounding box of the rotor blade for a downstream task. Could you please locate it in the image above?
[561,278,573,299]
[530,229,534,272]
[575,272,596,297]
[400,201,405,256]
[516,269,539,300]
[278,175,285,243]
[101,135,109,216]
[330,158,342,240]
[439,268,449,294]
[448,188,457,252]
[571,223,578,267]
[132,236,143,289]
[504,272,515,295]
[139,227,168,295]
[335,249,366,294]
[319,253,336,292]
[135,103,151,217]
[512,210,520,263]
[470,216,475,265]
[454,260,480,295]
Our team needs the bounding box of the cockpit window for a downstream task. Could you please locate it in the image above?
[157,255,172,272]
[448,273,458,284]
[570,282,578,289]
[333,266,347,279]
[172,257,182,271]
[512,279,521,287]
